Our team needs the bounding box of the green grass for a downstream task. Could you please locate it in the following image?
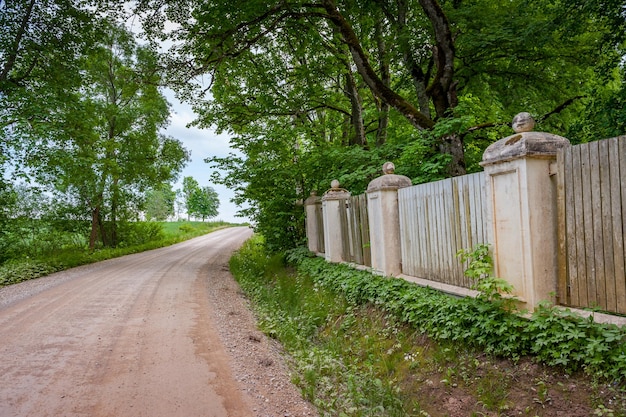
[229,239,626,417]
[0,220,234,287]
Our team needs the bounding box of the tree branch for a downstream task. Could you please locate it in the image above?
[320,0,434,129]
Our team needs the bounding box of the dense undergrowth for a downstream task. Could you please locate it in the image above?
[0,220,231,286]
[229,236,626,416]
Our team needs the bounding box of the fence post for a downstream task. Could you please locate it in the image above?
[481,112,570,310]
[322,180,350,263]
[367,162,412,276]
[304,191,322,254]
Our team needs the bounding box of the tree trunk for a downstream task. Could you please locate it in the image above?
[345,71,366,146]
[321,0,434,130]
[438,133,466,176]
[89,206,99,251]
[375,19,390,146]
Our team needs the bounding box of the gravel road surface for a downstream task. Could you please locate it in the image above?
[0,227,316,417]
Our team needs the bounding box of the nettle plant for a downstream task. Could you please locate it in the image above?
[457,244,516,309]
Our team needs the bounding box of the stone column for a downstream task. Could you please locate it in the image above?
[481,112,570,310]
[322,180,350,263]
[366,162,412,276]
[304,191,323,254]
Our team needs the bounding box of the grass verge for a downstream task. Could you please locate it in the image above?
[0,221,233,287]
[229,237,626,417]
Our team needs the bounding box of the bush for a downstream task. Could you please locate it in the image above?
[286,247,626,381]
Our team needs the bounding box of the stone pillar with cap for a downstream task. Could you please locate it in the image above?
[481,112,570,310]
[366,162,412,276]
[304,191,323,254]
[322,180,350,263]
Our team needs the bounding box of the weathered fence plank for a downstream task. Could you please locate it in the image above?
[315,203,325,253]
[398,172,486,288]
[558,136,626,314]
[617,138,626,313]
[557,146,568,305]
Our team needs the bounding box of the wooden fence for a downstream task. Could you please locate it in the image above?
[315,201,325,254]
[398,172,490,288]
[557,136,626,314]
[338,194,371,266]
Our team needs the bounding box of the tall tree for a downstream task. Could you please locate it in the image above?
[144,183,176,221]
[21,23,189,249]
[137,0,626,250]
[181,176,220,221]
[187,186,220,221]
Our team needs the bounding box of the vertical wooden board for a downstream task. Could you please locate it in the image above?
[431,183,444,282]
[316,204,325,253]
[358,195,366,265]
[442,181,453,284]
[459,177,471,249]
[408,188,417,275]
[608,138,626,313]
[556,148,569,306]
[600,140,616,311]
[411,188,421,276]
[401,188,412,275]
[581,143,598,307]
[564,146,579,307]
[572,145,588,306]
[431,183,441,280]
[619,137,626,313]
[467,174,479,247]
[347,198,355,263]
[400,189,412,274]
[469,174,478,245]
[473,173,484,245]
[416,188,426,277]
[361,194,372,267]
[456,176,472,287]
[440,180,451,284]
[423,186,434,278]
[398,189,408,271]
[447,179,458,285]
[452,178,464,285]
[351,196,363,265]
[479,173,491,245]
[404,188,416,276]
[339,200,350,262]
[589,141,606,309]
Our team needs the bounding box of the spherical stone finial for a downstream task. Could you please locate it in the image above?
[512,112,535,133]
[382,161,395,175]
[331,179,340,189]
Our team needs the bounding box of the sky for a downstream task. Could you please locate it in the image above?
[161,90,248,224]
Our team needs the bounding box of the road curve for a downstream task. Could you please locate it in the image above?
[0,227,256,417]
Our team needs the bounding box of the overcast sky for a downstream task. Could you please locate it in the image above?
[161,90,248,224]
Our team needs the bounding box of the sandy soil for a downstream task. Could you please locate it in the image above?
[0,227,317,417]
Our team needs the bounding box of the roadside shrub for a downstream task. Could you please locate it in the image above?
[286,247,626,382]
[0,260,59,286]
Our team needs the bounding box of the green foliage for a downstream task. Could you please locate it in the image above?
[136,0,626,255]
[182,176,220,221]
[5,22,189,250]
[0,220,230,287]
[457,244,515,306]
[230,237,409,416]
[145,183,177,221]
[0,260,59,287]
[286,247,626,381]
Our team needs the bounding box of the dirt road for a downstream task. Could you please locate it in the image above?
[0,227,316,417]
